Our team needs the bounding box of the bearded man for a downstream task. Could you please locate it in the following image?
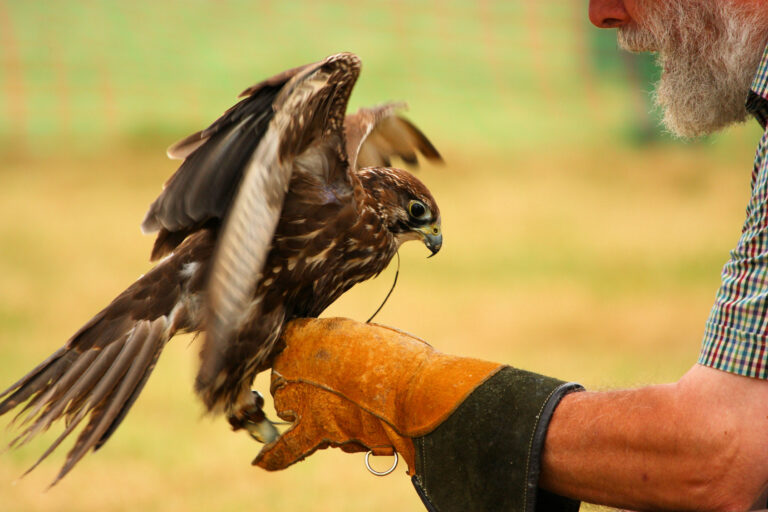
[252,1,768,510]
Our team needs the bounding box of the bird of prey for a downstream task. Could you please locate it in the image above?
[0,53,442,484]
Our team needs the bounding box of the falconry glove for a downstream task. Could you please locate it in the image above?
[254,318,584,512]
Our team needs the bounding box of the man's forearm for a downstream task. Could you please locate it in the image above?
[540,383,729,510]
[539,365,768,511]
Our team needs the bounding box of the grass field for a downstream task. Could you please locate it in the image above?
[1,1,766,510]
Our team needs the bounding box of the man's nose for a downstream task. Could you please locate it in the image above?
[589,0,632,28]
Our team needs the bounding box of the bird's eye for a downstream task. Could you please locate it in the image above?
[408,200,429,220]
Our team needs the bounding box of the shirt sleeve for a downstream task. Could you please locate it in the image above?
[699,130,768,378]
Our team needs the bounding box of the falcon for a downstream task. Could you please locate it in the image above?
[0,53,442,484]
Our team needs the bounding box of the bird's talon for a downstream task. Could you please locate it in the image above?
[244,417,280,444]
[228,391,280,443]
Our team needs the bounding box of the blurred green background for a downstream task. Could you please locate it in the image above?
[0,1,763,510]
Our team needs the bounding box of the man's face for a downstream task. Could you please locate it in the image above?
[589,0,768,137]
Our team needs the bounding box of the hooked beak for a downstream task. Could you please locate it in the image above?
[418,222,442,257]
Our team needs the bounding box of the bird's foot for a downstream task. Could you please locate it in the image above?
[228,390,280,444]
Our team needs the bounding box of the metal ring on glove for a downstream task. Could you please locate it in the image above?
[364,450,398,476]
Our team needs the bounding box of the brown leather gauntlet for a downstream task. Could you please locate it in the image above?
[253,317,502,473]
[254,317,583,512]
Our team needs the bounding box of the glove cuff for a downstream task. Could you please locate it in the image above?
[410,366,583,512]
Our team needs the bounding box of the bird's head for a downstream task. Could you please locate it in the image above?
[358,167,442,256]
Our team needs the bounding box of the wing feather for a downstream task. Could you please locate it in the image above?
[11,349,101,433]
[50,319,166,484]
[149,63,325,227]
[345,103,443,171]
[195,53,362,409]
[142,89,282,237]
[143,59,358,261]
[0,245,194,484]
[0,349,69,415]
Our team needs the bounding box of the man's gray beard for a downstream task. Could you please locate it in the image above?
[617,1,766,138]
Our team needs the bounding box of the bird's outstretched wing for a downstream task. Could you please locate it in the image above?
[194,53,362,410]
[142,62,323,261]
[165,64,313,162]
[345,103,443,171]
[0,242,201,485]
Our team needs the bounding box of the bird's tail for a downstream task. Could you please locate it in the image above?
[0,254,192,485]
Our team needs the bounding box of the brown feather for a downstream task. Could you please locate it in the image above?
[53,319,167,484]
[0,232,213,483]
[345,103,443,170]
[0,349,69,415]
[196,53,362,410]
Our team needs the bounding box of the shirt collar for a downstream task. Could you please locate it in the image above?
[747,43,768,128]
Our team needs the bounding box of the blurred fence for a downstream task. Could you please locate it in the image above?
[0,0,657,152]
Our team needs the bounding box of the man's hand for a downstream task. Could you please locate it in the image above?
[253,317,502,474]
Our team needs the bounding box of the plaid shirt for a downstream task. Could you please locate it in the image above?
[698,44,768,377]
